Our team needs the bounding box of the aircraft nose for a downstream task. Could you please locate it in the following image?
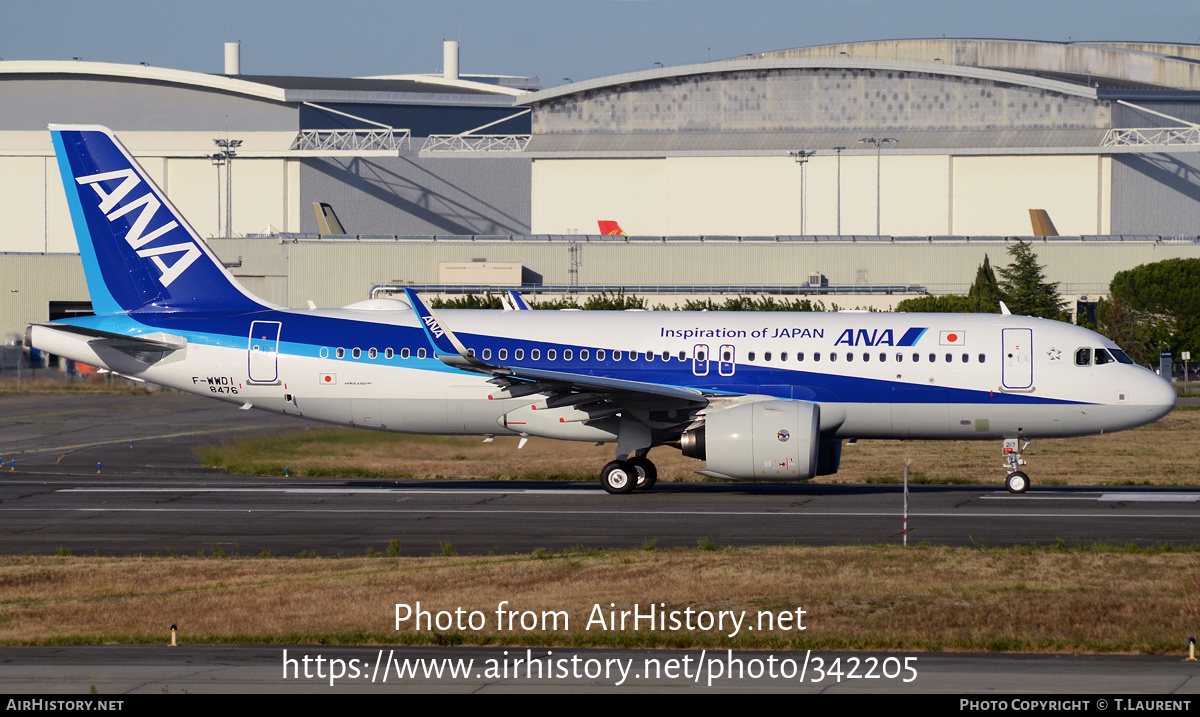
[1143,371,1177,422]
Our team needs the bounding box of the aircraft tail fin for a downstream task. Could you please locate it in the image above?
[1028,209,1059,237]
[597,220,625,236]
[313,202,346,234]
[49,124,265,315]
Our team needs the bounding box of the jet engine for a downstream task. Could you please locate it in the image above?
[681,399,821,480]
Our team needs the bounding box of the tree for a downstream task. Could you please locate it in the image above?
[1099,258,1200,365]
[967,254,1003,309]
[996,240,1068,321]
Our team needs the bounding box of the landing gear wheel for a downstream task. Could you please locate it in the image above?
[628,457,658,491]
[1005,471,1030,494]
[600,460,636,494]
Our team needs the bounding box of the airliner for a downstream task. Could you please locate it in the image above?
[29,125,1176,494]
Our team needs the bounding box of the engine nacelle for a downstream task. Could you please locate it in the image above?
[683,399,820,480]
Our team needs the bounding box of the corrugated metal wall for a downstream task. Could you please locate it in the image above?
[299,148,531,236]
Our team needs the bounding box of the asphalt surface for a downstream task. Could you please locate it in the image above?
[2,645,1197,694]
[1,392,1199,556]
[2,392,1200,694]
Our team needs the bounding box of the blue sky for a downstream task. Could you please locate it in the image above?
[4,1,1200,85]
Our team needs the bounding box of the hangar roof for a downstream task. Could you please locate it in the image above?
[0,61,526,107]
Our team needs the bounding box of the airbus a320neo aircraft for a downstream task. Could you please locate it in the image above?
[31,126,1176,494]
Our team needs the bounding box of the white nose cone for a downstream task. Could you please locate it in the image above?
[1142,371,1177,424]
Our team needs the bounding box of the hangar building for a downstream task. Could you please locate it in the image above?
[4,39,1200,340]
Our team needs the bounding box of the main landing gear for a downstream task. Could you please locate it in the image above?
[599,455,658,494]
[1002,437,1030,494]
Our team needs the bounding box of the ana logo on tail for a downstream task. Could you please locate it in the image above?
[75,168,200,287]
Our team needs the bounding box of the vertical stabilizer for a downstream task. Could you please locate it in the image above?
[313,202,346,235]
[1029,209,1059,237]
[50,125,266,314]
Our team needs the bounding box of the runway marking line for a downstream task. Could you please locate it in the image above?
[3,507,1198,520]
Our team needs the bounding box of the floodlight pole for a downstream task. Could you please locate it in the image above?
[789,150,816,235]
[833,146,846,236]
[213,138,243,237]
[859,137,897,235]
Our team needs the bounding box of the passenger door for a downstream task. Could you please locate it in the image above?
[247,321,281,384]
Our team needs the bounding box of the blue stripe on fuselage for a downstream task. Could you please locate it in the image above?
[51,310,1085,406]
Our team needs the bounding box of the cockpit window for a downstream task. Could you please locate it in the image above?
[1094,348,1116,365]
[1110,348,1134,364]
[1074,348,1091,367]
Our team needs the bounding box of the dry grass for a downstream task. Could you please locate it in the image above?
[198,409,1200,486]
[1,546,1197,653]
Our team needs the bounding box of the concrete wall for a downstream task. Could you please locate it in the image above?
[532,154,1109,237]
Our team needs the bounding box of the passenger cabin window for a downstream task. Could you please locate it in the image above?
[813,352,821,362]
[531,349,541,360]
[797,352,805,362]
[830,352,838,362]
[630,352,638,362]
[945,353,952,363]
[862,352,870,362]
[781,352,788,361]
[678,350,686,361]
[722,350,732,362]
[764,352,772,361]
[696,350,705,361]
[515,349,524,360]
[978,354,986,363]
[336,348,345,359]
[482,349,492,361]
[368,348,377,359]
[879,352,887,362]
[563,349,572,361]
[417,348,427,359]
[896,353,903,362]
[385,348,393,359]
[400,348,410,359]
[1075,348,1091,366]
[613,351,621,361]
[962,353,969,363]
[845,352,853,362]
[498,349,508,360]
[912,353,920,362]
[929,353,936,363]
[467,348,475,358]
[645,352,654,362]
[662,351,670,361]
[580,350,589,361]
[596,349,605,360]
[748,352,756,361]
[352,348,361,359]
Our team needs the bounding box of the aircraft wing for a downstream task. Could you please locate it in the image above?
[403,289,711,406]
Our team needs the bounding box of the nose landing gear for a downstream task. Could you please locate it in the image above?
[1003,437,1030,493]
